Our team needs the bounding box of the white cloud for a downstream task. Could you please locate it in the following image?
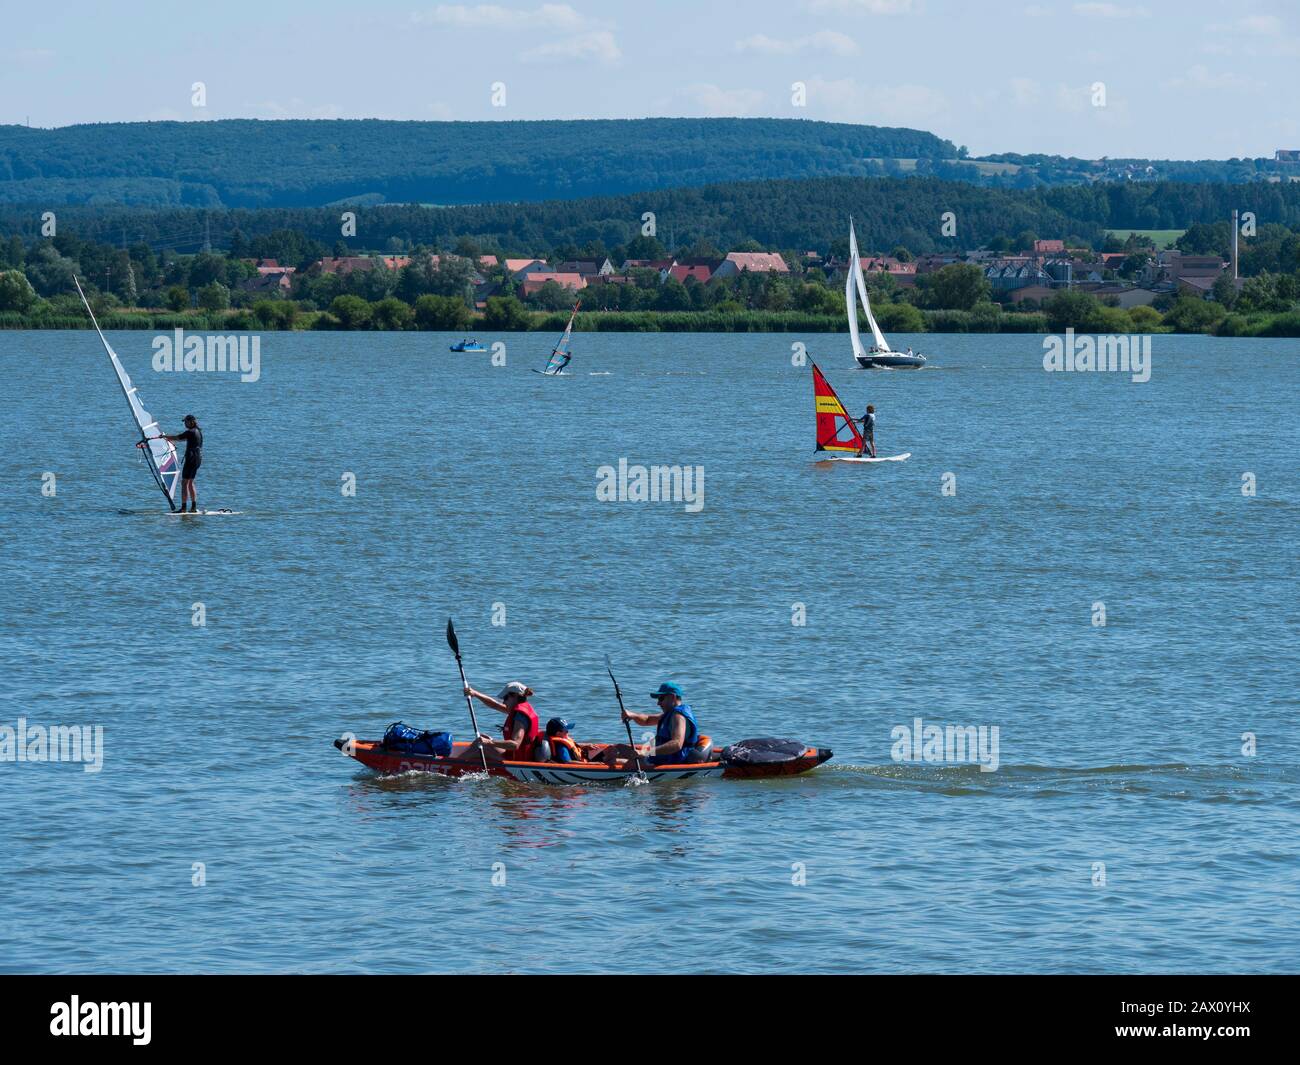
[1009,77,1041,107]
[7,48,56,64]
[806,0,915,13]
[521,29,620,64]
[1073,3,1149,17]
[676,84,766,117]
[255,98,346,119]
[1165,65,1261,92]
[735,31,859,56]
[1238,14,1282,35]
[803,75,947,125]
[413,4,587,31]
[1054,83,1091,113]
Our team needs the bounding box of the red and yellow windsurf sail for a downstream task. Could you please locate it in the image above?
[812,362,864,454]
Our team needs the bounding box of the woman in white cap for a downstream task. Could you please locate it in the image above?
[457,681,540,763]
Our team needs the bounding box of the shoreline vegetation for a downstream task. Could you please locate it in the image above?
[4,305,1300,337]
[3,182,1299,337]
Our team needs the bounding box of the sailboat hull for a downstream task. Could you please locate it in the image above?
[857,352,927,369]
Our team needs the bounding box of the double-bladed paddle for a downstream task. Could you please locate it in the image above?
[446,618,489,773]
[605,655,645,779]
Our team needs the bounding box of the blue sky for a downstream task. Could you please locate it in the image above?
[3,0,1297,158]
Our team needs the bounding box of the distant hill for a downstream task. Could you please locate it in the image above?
[11,175,1299,260]
[0,117,957,208]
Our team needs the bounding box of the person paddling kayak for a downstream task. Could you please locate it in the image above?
[142,413,202,511]
[597,681,701,768]
[856,404,876,458]
[457,681,539,763]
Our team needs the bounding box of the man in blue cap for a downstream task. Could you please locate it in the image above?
[596,681,701,768]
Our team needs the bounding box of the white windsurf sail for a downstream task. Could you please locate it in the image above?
[74,276,180,510]
[541,300,580,374]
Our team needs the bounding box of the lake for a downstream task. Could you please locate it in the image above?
[0,328,1296,974]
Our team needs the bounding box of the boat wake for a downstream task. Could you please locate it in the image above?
[819,761,1294,801]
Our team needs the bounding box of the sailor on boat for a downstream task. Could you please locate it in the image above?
[458,681,540,763]
[143,414,203,512]
[596,681,705,767]
[857,404,877,458]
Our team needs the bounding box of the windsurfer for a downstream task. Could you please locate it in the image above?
[857,404,877,458]
[145,414,203,511]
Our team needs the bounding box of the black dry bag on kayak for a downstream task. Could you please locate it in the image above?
[719,737,809,766]
[382,722,453,757]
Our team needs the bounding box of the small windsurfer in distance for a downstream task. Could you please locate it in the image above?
[555,349,572,373]
[857,404,877,458]
[143,414,202,512]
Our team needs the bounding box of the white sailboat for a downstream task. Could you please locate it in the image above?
[846,218,927,369]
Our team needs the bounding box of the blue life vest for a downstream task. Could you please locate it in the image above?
[653,702,699,763]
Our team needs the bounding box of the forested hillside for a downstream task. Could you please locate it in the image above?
[0,118,955,208]
[6,176,1297,260]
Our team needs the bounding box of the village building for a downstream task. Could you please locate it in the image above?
[666,263,713,284]
[241,271,295,294]
[555,258,615,278]
[519,272,587,296]
[505,258,551,278]
[309,255,412,275]
[711,251,789,278]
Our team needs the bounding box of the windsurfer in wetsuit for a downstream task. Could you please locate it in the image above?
[556,350,572,373]
[857,404,877,458]
[145,413,203,512]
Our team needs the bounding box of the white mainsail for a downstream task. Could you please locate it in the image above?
[74,276,180,509]
[846,220,868,362]
[848,219,891,353]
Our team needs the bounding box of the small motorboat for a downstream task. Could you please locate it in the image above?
[449,339,486,352]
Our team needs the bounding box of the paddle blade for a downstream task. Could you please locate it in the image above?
[446,618,460,656]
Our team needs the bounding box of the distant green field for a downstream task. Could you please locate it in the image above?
[863,158,1022,175]
[1107,228,1185,249]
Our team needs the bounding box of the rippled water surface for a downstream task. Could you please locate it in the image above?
[1,329,1296,973]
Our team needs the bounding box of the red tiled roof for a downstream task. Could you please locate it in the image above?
[722,251,789,273]
[668,264,712,283]
[520,273,587,294]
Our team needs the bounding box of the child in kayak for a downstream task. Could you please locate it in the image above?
[596,681,701,768]
[458,681,540,763]
[538,718,584,763]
